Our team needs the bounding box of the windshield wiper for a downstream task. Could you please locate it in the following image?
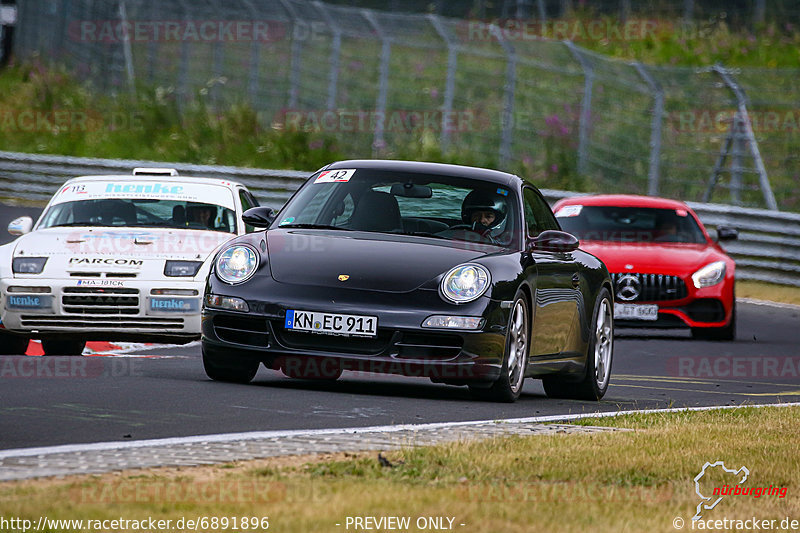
[401,231,448,239]
[48,222,101,227]
[278,223,351,231]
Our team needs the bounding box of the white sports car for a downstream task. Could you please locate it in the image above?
[0,168,259,355]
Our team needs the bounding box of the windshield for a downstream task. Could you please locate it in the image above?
[556,205,707,244]
[273,169,520,247]
[38,198,237,233]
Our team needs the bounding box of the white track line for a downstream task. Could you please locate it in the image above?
[737,298,800,311]
[2,401,799,460]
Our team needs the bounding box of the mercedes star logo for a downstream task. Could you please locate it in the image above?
[617,274,641,301]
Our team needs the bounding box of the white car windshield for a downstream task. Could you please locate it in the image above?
[38,198,236,233]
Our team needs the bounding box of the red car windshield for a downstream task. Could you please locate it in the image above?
[556,205,707,244]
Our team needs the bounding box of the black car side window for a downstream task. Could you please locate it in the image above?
[523,187,560,237]
[239,190,256,233]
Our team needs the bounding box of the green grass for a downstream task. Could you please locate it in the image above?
[0,64,342,170]
[736,280,800,306]
[1,406,798,532]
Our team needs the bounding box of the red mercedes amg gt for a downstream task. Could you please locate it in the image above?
[553,195,738,340]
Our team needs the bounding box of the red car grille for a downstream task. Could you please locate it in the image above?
[611,273,688,302]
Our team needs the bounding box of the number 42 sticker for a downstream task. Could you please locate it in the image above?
[315,169,356,183]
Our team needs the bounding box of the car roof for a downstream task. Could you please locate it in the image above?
[556,194,691,210]
[65,174,246,189]
[324,159,521,187]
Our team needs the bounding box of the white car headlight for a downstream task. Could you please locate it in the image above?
[692,261,726,289]
[164,260,203,277]
[12,257,48,274]
[215,245,260,285]
[440,263,490,303]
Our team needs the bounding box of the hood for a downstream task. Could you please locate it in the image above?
[266,229,499,292]
[12,227,233,279]
[579,241,728,274]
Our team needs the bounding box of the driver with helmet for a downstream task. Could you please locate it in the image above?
[460,189,509,244]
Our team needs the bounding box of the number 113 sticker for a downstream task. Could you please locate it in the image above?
[314,169,356,183]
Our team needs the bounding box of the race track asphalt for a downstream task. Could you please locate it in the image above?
[1,204,798,450]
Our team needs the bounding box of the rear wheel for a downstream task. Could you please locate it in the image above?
[202,347,259,383]
[692,301,736,341]
[543,287,613,401]
[470,291,529,403]
[0,332,29,355]
[42,339,86,356]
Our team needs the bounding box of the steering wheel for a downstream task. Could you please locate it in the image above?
[446,223,498,244]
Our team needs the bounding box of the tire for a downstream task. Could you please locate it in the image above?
[0,332,29,355]
[202,346,259,384]
[692,301,736,341]
[470,290,529,403]
[543,287,614,401]
[42,339,86,356]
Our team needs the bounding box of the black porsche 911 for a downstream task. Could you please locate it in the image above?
[201,160,614,402]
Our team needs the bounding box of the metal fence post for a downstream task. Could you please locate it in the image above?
[565,41,593,177]
[278,0,302,109]
[363,10,391,155]
[683,0,694,24]
[118,1,136,97]
[730,119,744,205]
[536,0,546,23]
[633,62,664,196]
[754,0,766,25]
[176,0,191,111]
[146,0,158,82]
[713,65,779,210]
[241,0,261,108]
[490,24,517,170]
[428,14,457,151]
[620,0,631,22]
[314,1,341,110]
[211,14,225,107]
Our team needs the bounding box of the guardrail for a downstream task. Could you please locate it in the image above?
[1,150,798,287]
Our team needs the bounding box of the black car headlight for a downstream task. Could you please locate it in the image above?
[164,260,203,277]
[215,245,260,284]
[440,263,490,304]
[12,257,48,274]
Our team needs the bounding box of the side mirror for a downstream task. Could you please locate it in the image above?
[242,207,276,228]
[8,216,33,236]
[716,226,738,241]
[531,230,580,253]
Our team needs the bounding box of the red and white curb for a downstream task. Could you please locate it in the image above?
[23,340,199,357]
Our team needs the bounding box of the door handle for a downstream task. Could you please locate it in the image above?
[571,273,580,288]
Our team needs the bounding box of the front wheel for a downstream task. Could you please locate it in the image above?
[0,332,29,355]
[470,291,529,403]
[543,287,614,401]
[42,339,86,356]
[202,347,259,384]
[692,301,736,341]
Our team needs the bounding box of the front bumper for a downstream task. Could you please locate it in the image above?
[201,284,511,383]
[614,274,734,329]
[1,277,203,342]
